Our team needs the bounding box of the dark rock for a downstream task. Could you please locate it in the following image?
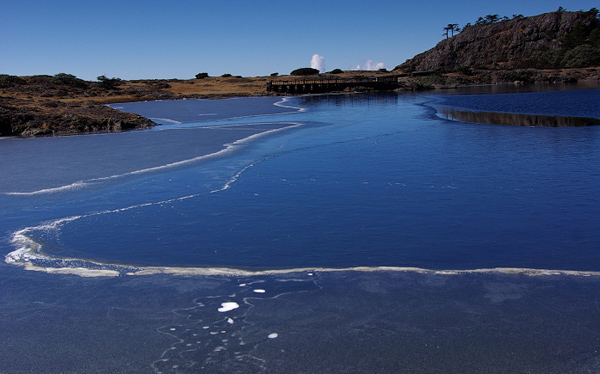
[0,103,155,137]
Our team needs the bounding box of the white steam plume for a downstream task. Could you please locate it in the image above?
[311,54,325,73]
[354,59,386,70]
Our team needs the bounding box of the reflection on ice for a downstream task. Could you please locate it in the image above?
[440,109,600,127]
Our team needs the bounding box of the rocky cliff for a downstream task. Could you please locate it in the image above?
[398,10,600,72]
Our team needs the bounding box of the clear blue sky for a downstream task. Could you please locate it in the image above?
[1,0,598,80]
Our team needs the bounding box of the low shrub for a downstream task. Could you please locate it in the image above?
[561,44,600,67]
[51,73,87,87]
[97,75,122,89]
[291,68,319,76]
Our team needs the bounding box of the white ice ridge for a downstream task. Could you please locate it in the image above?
[127,266,600,278]
[149,117,183,124]
[7,218,600,279]
[6,215,87,262]
[209,122,304,194]
[7,216,600,281]
[2,122,304,196]
[4,181,90,196]
[208,97,307,121]
[7,242,600,279]
[6,217,600,280]
[274,97,308,113]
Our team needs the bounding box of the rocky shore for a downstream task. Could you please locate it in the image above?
[393,67,600,90]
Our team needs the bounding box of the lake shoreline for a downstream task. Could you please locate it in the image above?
[2,69,599,137]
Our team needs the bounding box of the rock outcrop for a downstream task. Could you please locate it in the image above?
[0,102,156,137]
[398,10,600,72]
[0,74,161,137]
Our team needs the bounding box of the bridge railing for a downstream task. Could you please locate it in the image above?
[266,74,405,93]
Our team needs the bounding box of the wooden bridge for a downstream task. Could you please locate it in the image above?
[266,74,404,94]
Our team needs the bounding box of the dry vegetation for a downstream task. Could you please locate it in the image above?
[0,74,278,136]
[114,76,272,102]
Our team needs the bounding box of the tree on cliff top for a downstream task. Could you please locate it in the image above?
[443,23,460,38]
